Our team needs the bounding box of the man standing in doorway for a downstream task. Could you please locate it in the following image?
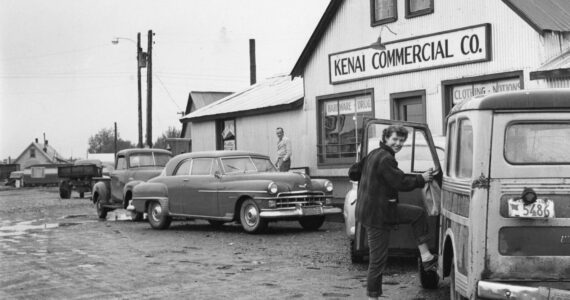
[275,127,292,172]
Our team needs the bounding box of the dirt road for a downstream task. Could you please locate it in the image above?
[0,187,449,299]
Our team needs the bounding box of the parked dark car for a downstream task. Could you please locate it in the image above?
[130,150,340,233]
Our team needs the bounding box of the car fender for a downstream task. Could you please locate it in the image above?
[92,180,110,204]
[310,178,334,194]
[123,180,144,207]
[131,182,169,214]
[344,181,358,238]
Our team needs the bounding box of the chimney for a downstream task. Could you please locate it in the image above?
[249,39,256,85]
[35,138,39,143]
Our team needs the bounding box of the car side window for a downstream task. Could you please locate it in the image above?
[116,156,127,170]
[191,158,213,175]
[174,159,192,176]
[456,119,473,178]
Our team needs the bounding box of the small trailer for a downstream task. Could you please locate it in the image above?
[58,160,103,199]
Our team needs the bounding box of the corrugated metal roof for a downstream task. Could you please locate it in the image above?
[530,48,570,79]
[502,0,570,32]
[185,91,232,114]
[181,74,303,122]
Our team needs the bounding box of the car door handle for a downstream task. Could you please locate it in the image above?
[183,179,189,182]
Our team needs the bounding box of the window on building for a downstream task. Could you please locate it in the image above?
[371,0,397,26]
[190,158,213,175]
[216,119,236,150]
[318,91,374,166]
[30,148,36,158]
[405,0,433,18]
[456,119,473,178]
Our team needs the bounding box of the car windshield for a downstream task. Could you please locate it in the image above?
[129,153,171,168]
[221,156,277,173]
[505,122,570,164]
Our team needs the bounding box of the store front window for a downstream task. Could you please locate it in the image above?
[317,90,374,166]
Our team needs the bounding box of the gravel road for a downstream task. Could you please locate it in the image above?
[0,186,449,299]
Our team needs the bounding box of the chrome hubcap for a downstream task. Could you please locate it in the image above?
[244,205,259,226]
[151,204,162,222]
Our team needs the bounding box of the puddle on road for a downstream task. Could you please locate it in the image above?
[0,218,96,237]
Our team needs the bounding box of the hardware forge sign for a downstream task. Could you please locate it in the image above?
[329,24,491,84]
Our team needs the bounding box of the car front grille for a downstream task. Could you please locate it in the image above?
[274,192,328,208]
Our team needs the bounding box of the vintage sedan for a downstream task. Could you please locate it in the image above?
[130,150,340,233]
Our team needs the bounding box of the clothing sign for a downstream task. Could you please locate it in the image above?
[329,24,491,84]
[452,78,521,104]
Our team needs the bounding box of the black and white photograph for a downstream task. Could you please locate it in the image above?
[2,0,570,299]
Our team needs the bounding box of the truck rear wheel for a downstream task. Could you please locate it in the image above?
[59,181,71,199]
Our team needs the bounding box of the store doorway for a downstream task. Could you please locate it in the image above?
[391,90,426,123]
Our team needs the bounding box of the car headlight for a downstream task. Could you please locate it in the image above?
[267,182,278,195]
[324,180,333,193]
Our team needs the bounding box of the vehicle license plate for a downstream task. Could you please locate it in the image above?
[302,206,322,216]
[508,198,555,218]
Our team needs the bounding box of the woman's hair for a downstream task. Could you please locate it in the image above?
[382,125,409,143]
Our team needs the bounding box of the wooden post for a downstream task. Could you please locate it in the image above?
[114,122,118,157]
[146,30,153,148]
[137,33,143,148]
[249,39,256,85]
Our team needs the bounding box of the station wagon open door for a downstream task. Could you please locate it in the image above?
[353,119,443,265]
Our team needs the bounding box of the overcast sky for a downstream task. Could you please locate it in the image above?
[0,0,328,160]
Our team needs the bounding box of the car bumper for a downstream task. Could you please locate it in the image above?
[478,280,570,299]
[259,206,342,218]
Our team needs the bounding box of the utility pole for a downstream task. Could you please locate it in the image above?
[114,122,118,158]
[249,39,256,85]
[136,33,144,148]
[146,30,153,148]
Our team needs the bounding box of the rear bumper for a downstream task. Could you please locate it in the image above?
[259,206,342,218]
[478,280,570,299]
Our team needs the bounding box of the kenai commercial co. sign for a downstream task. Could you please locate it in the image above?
[329,24,491,84]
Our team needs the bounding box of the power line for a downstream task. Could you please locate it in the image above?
[0,44,110,61]
[154,74,182,111]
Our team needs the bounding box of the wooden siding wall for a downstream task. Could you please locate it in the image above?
[190,121,216,152]
[189,110,306,167]
[301,0,566,177]
[235,110,306,166]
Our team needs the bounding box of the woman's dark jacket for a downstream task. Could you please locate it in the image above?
[355,142,425,229]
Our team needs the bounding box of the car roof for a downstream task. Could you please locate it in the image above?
[116,148,172,156]
[449,88,570,117]
[164,150,270,175]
